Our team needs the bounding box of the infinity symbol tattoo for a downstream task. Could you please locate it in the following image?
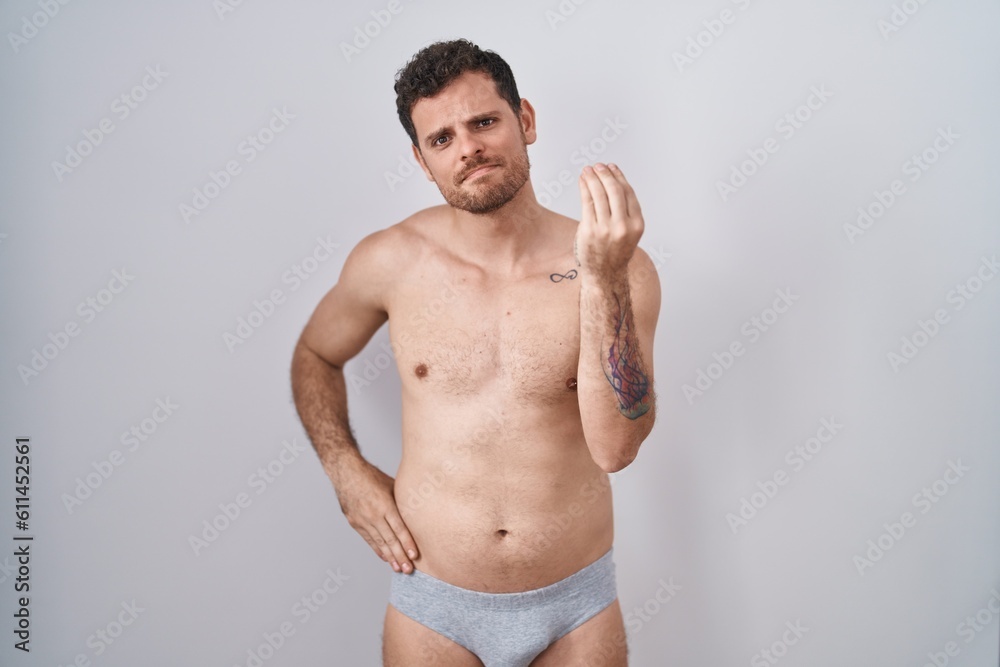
[549,269,578,283]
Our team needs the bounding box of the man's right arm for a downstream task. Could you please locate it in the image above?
[290,228,419,574]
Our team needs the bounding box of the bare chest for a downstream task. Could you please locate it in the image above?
[388,271,582,404]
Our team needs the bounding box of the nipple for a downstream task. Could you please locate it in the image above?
[415,363,428,378]
[566,377,577,391]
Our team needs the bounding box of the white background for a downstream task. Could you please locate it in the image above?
[1,0,999,665]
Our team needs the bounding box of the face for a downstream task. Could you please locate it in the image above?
[410,71,536,214]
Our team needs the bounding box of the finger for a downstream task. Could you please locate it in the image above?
[357,525,393,566]
[369,520,405,572]
[605,163,630,212]
[385,511,420,568]
[580,165,611,225]
[373,516,413,574]
[593,163,629,226]
[367,526,399,570]
[353,516,400,570]
[607,163,644,244]
[609,163,642,218]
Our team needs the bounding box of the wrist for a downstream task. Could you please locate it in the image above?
[325,445,369,488]
[580,267,628,293]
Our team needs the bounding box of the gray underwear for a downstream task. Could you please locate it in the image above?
[388,547,617,667]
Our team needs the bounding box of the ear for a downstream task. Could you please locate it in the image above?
[411,143,435,182]
[518,98,537,146]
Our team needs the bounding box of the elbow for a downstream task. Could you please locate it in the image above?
[596,444,638,474]
[595,418,654,473]
[587,399,656,473]
[598,456,630,474]
[291,338,341,375]
[290,340,311,386]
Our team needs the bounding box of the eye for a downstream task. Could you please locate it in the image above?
[478,118,495,127]
[433,135,449,146]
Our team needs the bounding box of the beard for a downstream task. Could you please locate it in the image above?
[434,147,531,215]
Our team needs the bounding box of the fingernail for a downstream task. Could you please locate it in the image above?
[595,163,607,171]
[408,549,416,559]
[392,561,400,572]
[402,562,411,573]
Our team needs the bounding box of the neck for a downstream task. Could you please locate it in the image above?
[447,181,550,273]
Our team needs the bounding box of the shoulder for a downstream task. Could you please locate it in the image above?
[336,205,448,298]
[628,246,661,282]
[344,205,446,272]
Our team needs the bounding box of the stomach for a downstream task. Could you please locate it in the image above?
[394,401,615,592]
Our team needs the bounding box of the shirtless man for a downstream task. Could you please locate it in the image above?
[290,39,660,666]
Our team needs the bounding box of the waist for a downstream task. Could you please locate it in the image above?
[394,459,614,592]
[392,547,618,603]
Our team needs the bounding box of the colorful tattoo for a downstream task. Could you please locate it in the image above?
[603,290,651,419]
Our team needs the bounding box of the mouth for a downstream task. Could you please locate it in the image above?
[463,164,498,182]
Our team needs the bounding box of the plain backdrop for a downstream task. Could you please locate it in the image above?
[1,1,999,665]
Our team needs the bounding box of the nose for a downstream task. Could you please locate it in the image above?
[455,128,485,160]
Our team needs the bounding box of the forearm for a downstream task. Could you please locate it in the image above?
[290,341,369,488]
[291,338,421,571]
[577,270,655,472]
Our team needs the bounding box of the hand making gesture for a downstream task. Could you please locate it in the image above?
[574,163,645,278]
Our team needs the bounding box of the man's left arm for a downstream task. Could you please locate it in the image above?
[575,163,661,473]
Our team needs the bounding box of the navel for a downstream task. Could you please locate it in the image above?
[566,377,577,391]
[496,529,509,538]
[414,363,428,378]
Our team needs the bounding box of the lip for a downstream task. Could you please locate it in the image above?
[464,165,498,181]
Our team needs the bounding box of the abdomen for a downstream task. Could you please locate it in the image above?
[394,405,614,592]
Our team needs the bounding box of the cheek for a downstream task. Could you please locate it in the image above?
[499,134,527,157]
[420,158,444,181]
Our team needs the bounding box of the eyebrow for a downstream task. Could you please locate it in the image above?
[423,110,502,147]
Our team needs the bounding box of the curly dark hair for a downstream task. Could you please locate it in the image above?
[394,39,522,149]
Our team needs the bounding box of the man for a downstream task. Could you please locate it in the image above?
[290,39,660,666]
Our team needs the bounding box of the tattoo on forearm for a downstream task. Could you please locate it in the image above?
[550,269,578,283]
[603,290,651,419]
